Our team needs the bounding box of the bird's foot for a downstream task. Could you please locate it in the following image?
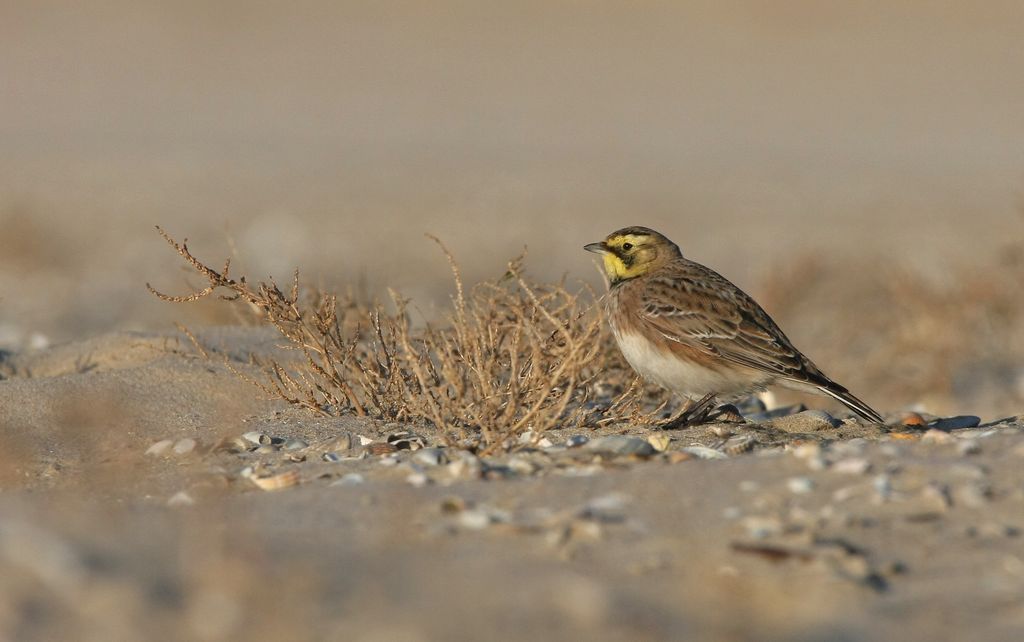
[659,393,718,429]
[705,403,746,423]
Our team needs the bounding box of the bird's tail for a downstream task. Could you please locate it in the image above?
[816,385,885,424]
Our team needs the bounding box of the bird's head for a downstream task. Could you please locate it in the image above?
[584,226,682,285]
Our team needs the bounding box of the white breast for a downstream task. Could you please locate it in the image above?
[614,330,770,401]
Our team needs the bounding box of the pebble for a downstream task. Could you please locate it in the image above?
[167,491,194,507]
[787,477,815,494]
[873,475,893,502]
[413,448,448,467]
[832,486,860,503]
[723,434,756,455]
[145,439,174,457]
[897,411,929,427]
[253,445,278,455]
[518,430,554,448]
[378,456,399,468]
[440,496,467,513]
[741,516,784,539]
[584,436,657,458]
[248,470,300,491]
[283,438,309,451]
[173,438,197,455]
[682,446,728,460]
[957,482,992,508]
[666,452,692,464]
[508,456,539,475]
[580,493,630,522]
[711,425,733,438]
[566,435,589,448]
[832,458,872,475]
[646,434,671,452]
[772,410,840,433]
[331,473,365,486]
[932,415,981,431]
[446,452,483,479]
[320,433,354,453]
[562,464,602,476]
[458,509,495,530]
[921,429,954,444]
[214,437,250,453]
[242,431,271,446]
[406,472,430,488]
[322,452,342,463]
[592,382,619,399]
[897,412,928,427]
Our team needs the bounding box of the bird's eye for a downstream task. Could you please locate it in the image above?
[621,242,633,251]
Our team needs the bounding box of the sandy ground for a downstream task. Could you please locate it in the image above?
[4,3,1024,640]
[1,329,1022,641]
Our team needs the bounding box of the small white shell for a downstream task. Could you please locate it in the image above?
[248,470,300,491]
[146,439,174,456]
[681,446,727,460]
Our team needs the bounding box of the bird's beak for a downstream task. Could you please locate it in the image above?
[584,241,609,254]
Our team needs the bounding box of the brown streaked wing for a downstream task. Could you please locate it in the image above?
[637,259,831,385]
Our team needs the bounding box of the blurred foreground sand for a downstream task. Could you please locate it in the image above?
[0,330,1022,641]
[2,4,1024,639]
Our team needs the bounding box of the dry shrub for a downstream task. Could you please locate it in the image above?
[147,227,620,451]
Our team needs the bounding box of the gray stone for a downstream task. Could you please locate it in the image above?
[283,438,309,451]
[932,415,981,431]
[331,473,365,486]
[566,435,590,448]
[413,448,449,467]
[584,435,657,458]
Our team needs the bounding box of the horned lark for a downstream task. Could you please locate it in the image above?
[585,226,884,424]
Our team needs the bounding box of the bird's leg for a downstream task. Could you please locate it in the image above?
[660,393,718,429]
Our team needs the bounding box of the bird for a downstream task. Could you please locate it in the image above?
[584,226,884,424]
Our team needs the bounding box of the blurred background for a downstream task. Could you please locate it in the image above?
[2,1,1023,415]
